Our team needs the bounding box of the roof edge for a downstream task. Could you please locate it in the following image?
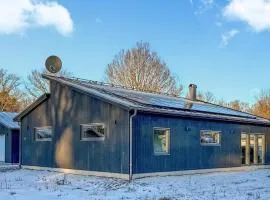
[137,107,270,126]
[42,74,135,110]
[13,93,50,122]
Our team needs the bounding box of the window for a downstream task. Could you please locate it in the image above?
[80,123,105,141]
[153,128,170,155]
[34,127,52,141]
[200,130,221,145]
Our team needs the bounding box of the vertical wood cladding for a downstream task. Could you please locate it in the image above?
[132,112,269,174]
[21,80,129,174]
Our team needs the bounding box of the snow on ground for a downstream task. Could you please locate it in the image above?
[0,169,270,200]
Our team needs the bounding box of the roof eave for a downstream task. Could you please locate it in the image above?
[138,107,270,126]
[13,93,50,122]
[42,74,136,110]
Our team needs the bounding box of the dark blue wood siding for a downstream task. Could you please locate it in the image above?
[21,80,130,174]
[132,112,270,174]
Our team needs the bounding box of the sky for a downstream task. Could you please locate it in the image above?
[0,0,270,103]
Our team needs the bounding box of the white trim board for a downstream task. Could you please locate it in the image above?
[132,165,270,179]
[21,165,129,180]
[0,134,5,162]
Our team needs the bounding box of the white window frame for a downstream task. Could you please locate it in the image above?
[34,126,52,142]
[80,123,105,141]
[153,127,170,156]
[200,130,221,146]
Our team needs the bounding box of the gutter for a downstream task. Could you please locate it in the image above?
[129,109,137,181]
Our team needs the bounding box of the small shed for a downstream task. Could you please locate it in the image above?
[0,112,20,163]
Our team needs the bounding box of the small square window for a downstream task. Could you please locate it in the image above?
[34,127,52,141]
[153,128,170,155]
[200,130,221,145]
[80,123,105,141]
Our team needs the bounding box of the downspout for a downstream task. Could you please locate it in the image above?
[129,109,137,181]
[19,122,22,168]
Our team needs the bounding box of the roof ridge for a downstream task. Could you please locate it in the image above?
[60,75,188,99]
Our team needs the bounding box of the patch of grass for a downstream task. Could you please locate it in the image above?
[159,197,171,200]
[56,175,70,185]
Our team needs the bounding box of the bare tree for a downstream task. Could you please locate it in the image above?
[0,69,22,112]
[105,42,183,96]
[25,69,72,99]
[216,99,251,112]
[227,100,251,112]
[197,91,215,103]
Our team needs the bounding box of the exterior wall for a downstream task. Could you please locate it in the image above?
[0,125,19,163]
[0,125,9,162]
[132,112,270,174]
[5,129,12,163]
[21,80,130,174]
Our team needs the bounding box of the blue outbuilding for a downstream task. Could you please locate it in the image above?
[0,112,20,163]
[14,74,270,180]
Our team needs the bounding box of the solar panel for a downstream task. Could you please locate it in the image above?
[69,78,256,119]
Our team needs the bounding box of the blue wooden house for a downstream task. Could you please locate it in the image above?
[14,74,270,180]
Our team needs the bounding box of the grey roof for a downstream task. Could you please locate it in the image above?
[0,112,20,129]
[39,74,270,126]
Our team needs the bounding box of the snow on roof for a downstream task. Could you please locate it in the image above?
[0,112,20,129]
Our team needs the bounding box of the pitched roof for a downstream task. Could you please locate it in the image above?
[41,74,270,126]
[14,93,50,122]
[0,112,19,129]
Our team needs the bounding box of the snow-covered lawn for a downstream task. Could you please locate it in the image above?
[0,169,270,200]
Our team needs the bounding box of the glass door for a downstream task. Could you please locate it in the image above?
[241,133,265,165]
[249,135,254,164]
[241,134,247,165]
[258,135,265,164]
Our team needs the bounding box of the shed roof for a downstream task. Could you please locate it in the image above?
[40,74,270,126]
[0,112,19,129]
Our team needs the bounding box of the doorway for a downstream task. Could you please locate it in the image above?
[241,133,265,165]
[11,130,20,163]
[0,134,5,162]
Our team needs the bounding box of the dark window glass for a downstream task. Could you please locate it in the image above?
[80,124,105,141]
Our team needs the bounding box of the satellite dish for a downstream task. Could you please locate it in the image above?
[45,55,62,74]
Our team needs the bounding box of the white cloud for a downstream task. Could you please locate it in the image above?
[223,0,270,32]
[220,29,240,47]
[0,0,73,36]
[189,0,215,15]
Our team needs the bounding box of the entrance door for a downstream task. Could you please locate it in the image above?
[241,134,246,165]
[0,134,5,162]
[241,133,265,165]
[11,131,20,163]
[258,135,266,164]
